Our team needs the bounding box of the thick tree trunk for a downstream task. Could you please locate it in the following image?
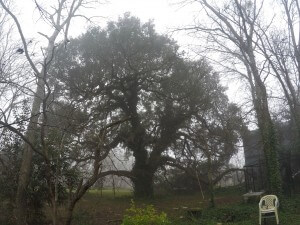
[65,202,76,225]
[252,77,282,196]
[248,49,282,196]
[130,124,154,197]
[259,120,282,195]
[132,165,155,198]
[290,109,300,153]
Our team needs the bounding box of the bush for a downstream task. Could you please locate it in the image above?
[122,201,171,225]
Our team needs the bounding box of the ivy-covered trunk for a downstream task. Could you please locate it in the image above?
[259,120,282,196]
[251,68,282,196]
[237,42,282,196]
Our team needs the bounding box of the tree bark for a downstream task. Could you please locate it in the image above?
[65,202,76,225]
[198,0,282,196]
[207,153,215,208]
[15,78,44,225]
[249,64,282,196]
[131,164,155,198]
[249,50,282,195]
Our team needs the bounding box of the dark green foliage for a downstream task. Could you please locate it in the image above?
[51,13,238,198]
[0,131,21,202]
[0,126,74,225]
[0,131,48,225]
[0,131,22,224]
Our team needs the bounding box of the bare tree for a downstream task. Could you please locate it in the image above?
[181,0,282,195]
[0,3,31,128]
[255,0,300,151]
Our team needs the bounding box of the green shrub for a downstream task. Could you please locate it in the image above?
[122,200,171,225]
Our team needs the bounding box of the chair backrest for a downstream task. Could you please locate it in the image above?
[260,195,278,207]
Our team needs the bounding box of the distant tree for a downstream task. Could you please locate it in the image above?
[166,93,243,207]
[155,102,243,205]
[190,104,242,207]
[52,14,238,198]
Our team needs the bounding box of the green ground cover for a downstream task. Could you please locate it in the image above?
[56,187,300,225]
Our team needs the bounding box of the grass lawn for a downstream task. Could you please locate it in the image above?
[57,187,300,225]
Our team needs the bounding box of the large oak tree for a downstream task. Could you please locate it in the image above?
[52,14,236,197]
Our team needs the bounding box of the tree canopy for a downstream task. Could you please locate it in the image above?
[51,14,242,197]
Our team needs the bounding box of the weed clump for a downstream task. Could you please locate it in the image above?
[122,200,171,225]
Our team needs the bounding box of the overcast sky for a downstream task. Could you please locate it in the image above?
[16,0,199,46]
[8,0,246,166]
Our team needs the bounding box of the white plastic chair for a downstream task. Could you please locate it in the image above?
[259,195,279,225]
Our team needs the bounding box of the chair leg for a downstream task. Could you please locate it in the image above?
[275,211,279,224]
[259,212,261,225]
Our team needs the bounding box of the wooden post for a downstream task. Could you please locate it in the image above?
[251,167,256,191]
[112,176,116,198]
[100,179,103,198]
[195,170,205,200]
[258,159,263,190]
[244,168,249,192]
